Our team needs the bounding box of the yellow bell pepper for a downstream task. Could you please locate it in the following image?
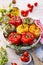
[10,7,20,16]
[16,24,29,34]
[29,24,40,38]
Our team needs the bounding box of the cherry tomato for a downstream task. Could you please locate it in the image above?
[34,2,38,6]
[23,51,29,57]
[12,63,17,65]
[21,10,29,17]
[20,55,29,62]
[29,8,33,12]
[20,55,25,62]
[25,57,29,62]
[31,5,34,9]
[27,3,34,8]
[27,3,32,8]
[29,5,34,12]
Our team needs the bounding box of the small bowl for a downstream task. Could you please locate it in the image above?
[20,54,32,65]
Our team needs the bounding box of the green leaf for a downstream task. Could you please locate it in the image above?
[0,17,2,20]
[0,47,8,65]
[0,9,7,13]
[6,44,22,51]
[9,3,12,8]
[9,9,12,12]
[0,9,7,16]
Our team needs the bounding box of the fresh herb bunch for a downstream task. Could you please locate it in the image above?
[0,47,8,65]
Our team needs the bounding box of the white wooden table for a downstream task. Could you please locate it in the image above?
[0,0,43,65]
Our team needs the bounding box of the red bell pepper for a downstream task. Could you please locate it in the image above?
[9,16,22,27]
[21,32,35,45]
[8,32,21,45]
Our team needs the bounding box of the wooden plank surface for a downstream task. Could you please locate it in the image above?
[31,51,43,65]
